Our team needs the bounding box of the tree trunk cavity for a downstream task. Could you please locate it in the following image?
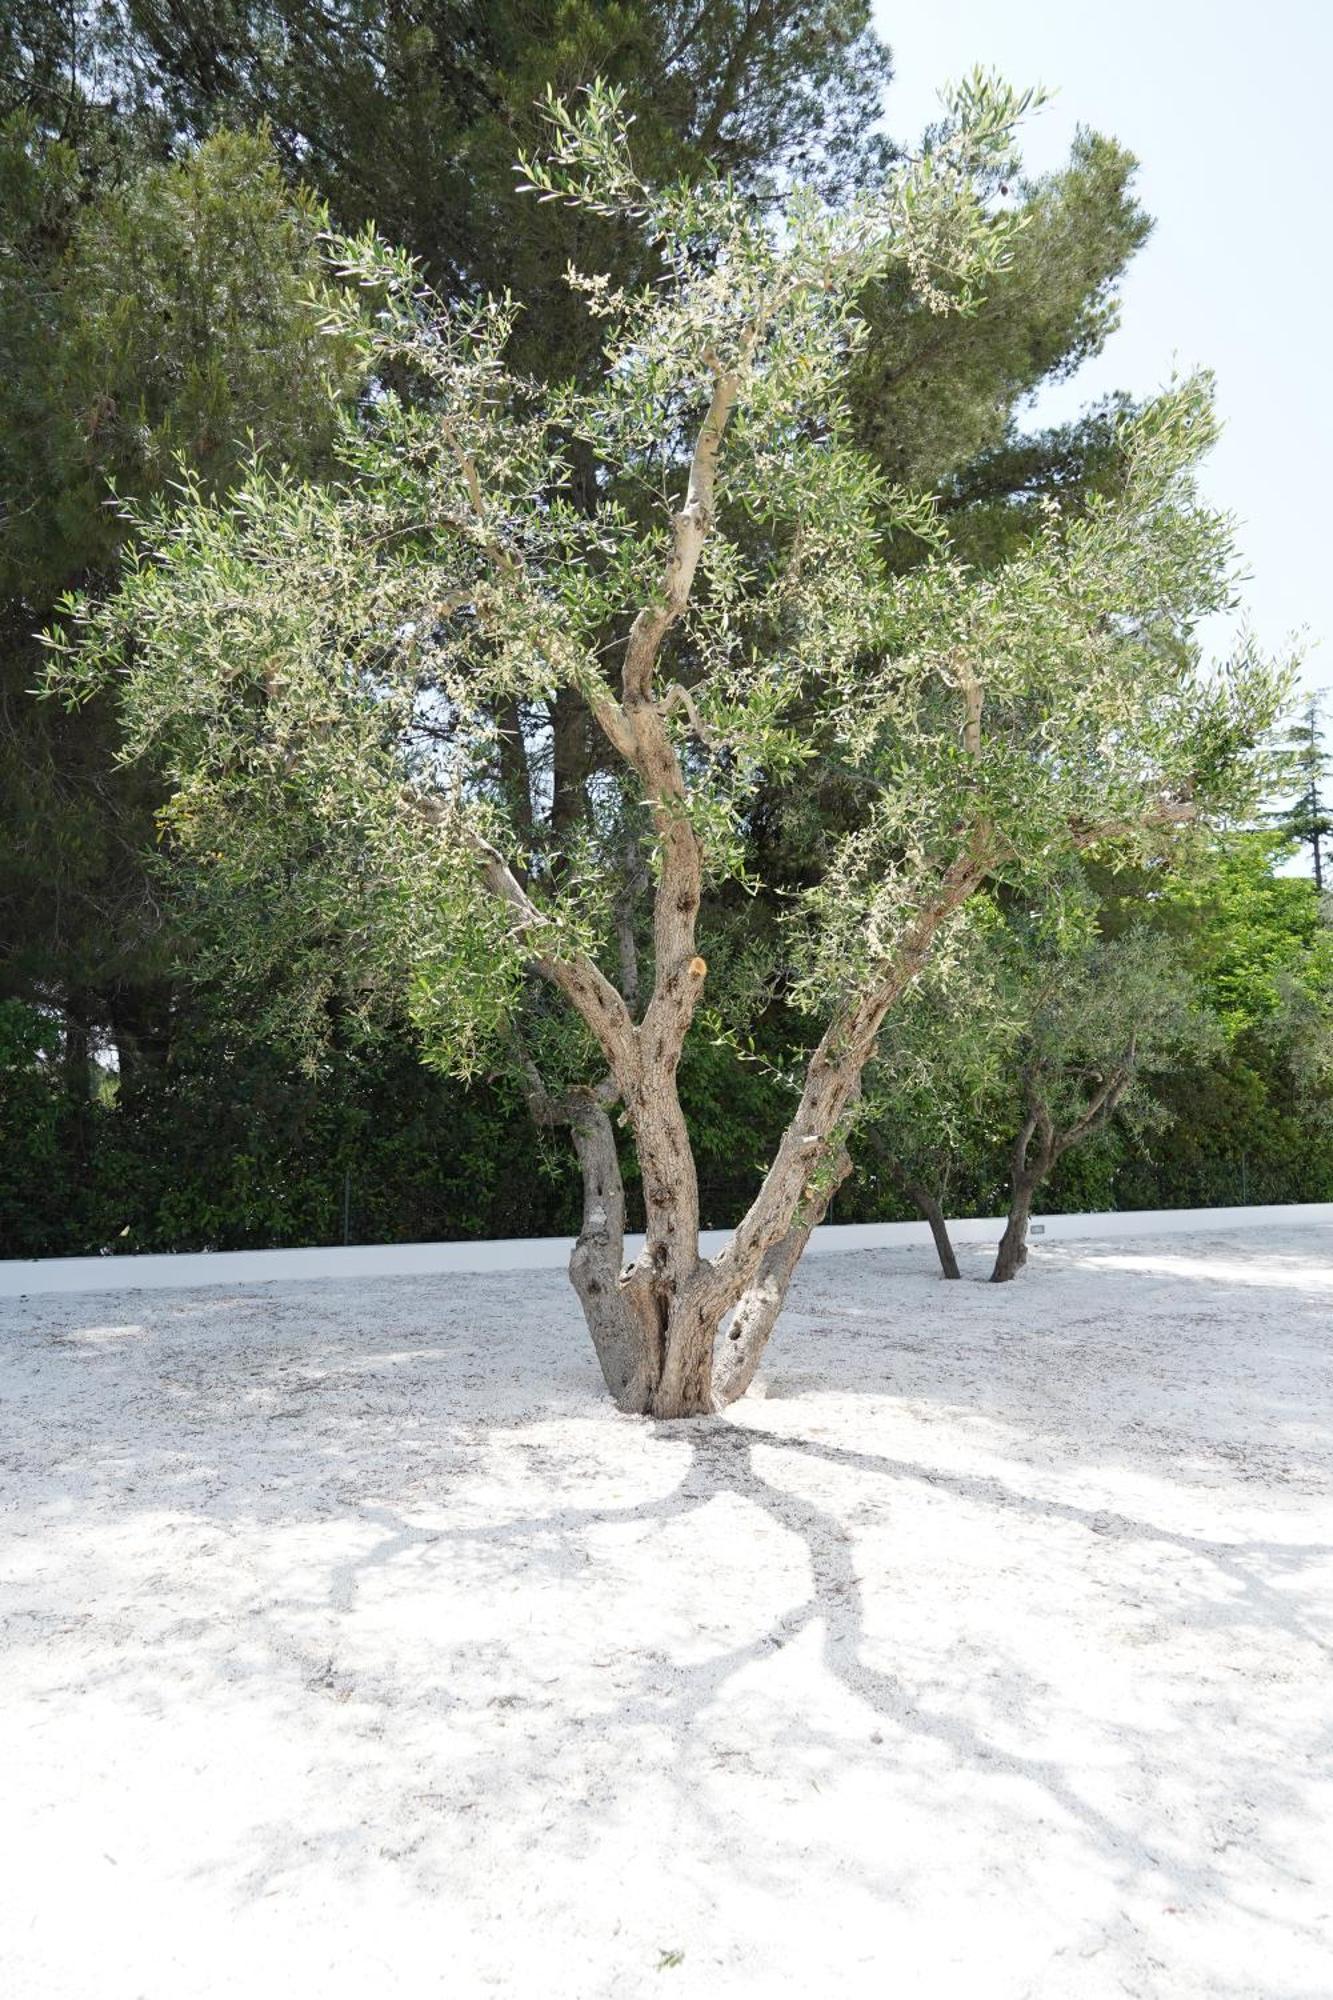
[569,1142,852,1420]
[711,1149,852,1407]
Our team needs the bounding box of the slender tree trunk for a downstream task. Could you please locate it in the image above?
[519,1065,659,1412]
[990,1176,1038,1282]
[916,1187,961,1280]
[990,1101,1052,1285]
[625,1087,711,1418]
[990,1065,1134,1283]
[885,1162,960,1278]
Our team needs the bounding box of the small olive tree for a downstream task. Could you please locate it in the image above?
[989,923,1223,1281]
[49,82,1281,1414]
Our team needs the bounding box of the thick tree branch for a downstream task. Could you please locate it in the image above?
[710,843,989,1303]
[590,355,752,1075]
[469,829,639,1079]
[516,1051,654,1410]
[711,1143,855,1407]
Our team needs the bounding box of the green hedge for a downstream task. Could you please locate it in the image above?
[3,1002,1329,1259]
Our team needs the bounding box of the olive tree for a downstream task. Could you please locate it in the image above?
[989,923,1224,1282]
[48,81,1282,1415]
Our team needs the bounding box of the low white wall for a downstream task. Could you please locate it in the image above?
[2,1202,1330,1298]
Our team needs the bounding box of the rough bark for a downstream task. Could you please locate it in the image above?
[639,853,983,1414]
[712,850,987,1310]
[712,1148,853,1407]
[565,1095,660,1411]
[570,364,744,1417]
[521,1069,660,1410]
[915,1185,962,1280]
[991,1174,1038,1282]
[487,839,982,1405]
[637,860,985,1414]
[990,1102,1049,1284]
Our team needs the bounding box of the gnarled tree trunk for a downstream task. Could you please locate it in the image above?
[567,1141,851,1420]
[565,1094,660,1412]
[990,1063,1135,1283]
[537,849,988,1416]
[466,345,992,1415]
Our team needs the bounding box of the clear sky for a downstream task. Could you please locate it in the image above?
[872,0,1332,704]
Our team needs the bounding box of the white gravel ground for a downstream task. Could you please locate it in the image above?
[3,1227,1331,2000]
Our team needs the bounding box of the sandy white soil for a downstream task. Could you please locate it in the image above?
[2,1227,1331,2000]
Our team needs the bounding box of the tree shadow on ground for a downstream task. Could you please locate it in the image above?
[4,1244,1332,1973]
[202,1403,1328,1951]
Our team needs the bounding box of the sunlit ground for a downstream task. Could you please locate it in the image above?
[3,1227,1330,1999]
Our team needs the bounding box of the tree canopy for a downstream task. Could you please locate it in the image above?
[48,82,1284,1408]
[3,7,1322,1293]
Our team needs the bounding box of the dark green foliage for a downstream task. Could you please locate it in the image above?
[1117,833,1333,1206]
[1114,1054,1333,1210]
[0,1000,803,1255]
[117,0,893,391]
[93,1029,569,1252]
[2,11,1325,1263]
[0,0,902,1258]
[849,840,1333,1230]
[122,1,894,228]
[1266,698,1331,890]
[0,1001,72,1257]
[0,122,360,1051]
[851,130,1151,495]
[0,121,352,603]
[0,1006,580,1257]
